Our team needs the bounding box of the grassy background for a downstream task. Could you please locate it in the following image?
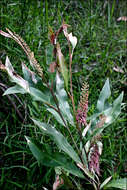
[0,0,127,189]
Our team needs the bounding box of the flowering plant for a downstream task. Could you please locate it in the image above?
[0,22,125,190]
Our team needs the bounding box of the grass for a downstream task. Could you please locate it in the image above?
[0,0,127,189]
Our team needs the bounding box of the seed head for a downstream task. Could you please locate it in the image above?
[76,82,89,126]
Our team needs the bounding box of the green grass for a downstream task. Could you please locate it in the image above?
[0,0,127,189]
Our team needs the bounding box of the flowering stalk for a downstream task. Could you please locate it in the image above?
[89,143,100,176]
[88,115,106,179]
[76,82,89,128]
[62,22,76,116]
[48,24,82,158]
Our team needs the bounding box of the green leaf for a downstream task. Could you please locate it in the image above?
[4,57,55,107]
[29,87,50,103]
[103,92,123,126]
[32,119,81,163]
[56,43,68,90]
[5,56,30,93]
[100,176,112,189]
[89,94,123,137]
[97,79,111,112]
[111,92,123,120]
[104,178,127,190]
[47,108,65,127]
[56,72,74,126]
[25,136,43,164]
[87,112,101,121]
[77,162,95,181]
[88,83,123,138]
[45,44,54,65]
[29,87,56,109]
[81,148,88,167]
[3,85,26,95]
[25,136,84,178]
[22,63,38,86]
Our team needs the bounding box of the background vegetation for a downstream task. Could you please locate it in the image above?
[0,0,127,189]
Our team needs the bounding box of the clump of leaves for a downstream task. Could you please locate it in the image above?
[0,22,125,190]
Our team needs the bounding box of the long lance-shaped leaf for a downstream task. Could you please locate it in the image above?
[22,63,57,107]
[77,163,95,181]
[3,57,56,108]
[110,91,123,119]
[97,78,111,112]
[32,119,80,163]
[29,87,51,103]
[103,92,123,125]
[4,56,30,93]
[3,57,46,102]
[25,136,84,178]
[88,92,123,141]
[56,43,68,90]
[56,72,74,126]
[100,176,112,189]
[22,63,38,85]
[104,178,127,190]
[3,85,26,95]
[4,62,39,96]
[3,85,54,107]
[47,108,65,127]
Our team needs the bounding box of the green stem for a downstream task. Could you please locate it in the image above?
[66,40,87,166]
[48,82,81,157]
[42,75,82,160]
[68,41,76,116]
[67,40,83,140]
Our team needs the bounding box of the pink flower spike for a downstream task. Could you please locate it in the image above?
[76,82,89,127]
[89,144,100,176]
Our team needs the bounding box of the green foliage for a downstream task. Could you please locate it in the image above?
[25,136,84,178]
[104,178,127,190]
[89,79,123,135]
[31,119,80,164]
[97,79,111,113]
[55,72,74,126]
[1,26,124,189]
[100,176,112,189]
[56,43,69,90]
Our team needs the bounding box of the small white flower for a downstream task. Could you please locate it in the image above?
[68,32,77,50]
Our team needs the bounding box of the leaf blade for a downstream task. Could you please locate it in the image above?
[3,85,26,95]
[47,108,65,127]
[32,119,80,163]
[25,136,84,178]
[104,178,127,190]
[97,79,111,112]
[56,72,74,126]
[56,43,68,90]
[100,176,112,189]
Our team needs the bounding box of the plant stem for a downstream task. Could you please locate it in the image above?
[41,75,79,149]
[67,40,83,140]
[68,41,76,116]
[47,81,81,157]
